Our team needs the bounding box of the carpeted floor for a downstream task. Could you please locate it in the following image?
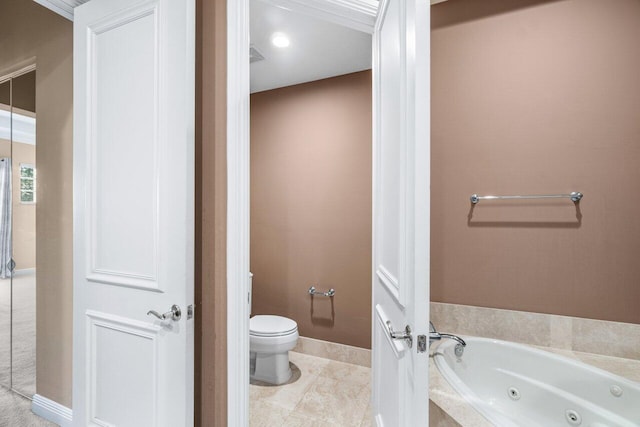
[0,270,36,397]
[0,386,54,426]
[0,275,10,388]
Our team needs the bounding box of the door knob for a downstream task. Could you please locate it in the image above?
[147,304,181,321]
[386,320,412,348]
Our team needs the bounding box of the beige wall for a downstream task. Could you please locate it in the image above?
[431,0,640,324]
[0,0,73,406]
[0,141,37,270]
[12,142,36,270]
[0,140,8,158]
[0,139,37,270]
[250,71,372,349]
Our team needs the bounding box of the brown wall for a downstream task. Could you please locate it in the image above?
[250,71,372,349]
[12,71,36,113]
[196,0,227,425]
[0,0,73,406]
[431,0,640,324]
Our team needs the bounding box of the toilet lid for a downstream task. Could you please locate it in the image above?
[250,315,298,337]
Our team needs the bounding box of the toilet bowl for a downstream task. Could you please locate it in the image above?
[250,315,299,385]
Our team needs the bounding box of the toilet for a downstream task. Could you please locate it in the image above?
[250,315,299,385]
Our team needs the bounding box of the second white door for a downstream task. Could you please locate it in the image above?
[371,0,431,425]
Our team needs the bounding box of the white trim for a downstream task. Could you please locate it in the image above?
[0,110,36,145]
[258,0,378,33]
[33,0,75,21]
[31,394,73,427]
[227,0,251,425]
[13,267,36,277]
[10,107,37,119]
[375,265,400,303]
[32,0,90,21]
[0,63,37,83]
[0,64,38,147]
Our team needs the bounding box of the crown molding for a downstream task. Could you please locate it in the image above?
[33,0,90,21]
[258,0,378,33]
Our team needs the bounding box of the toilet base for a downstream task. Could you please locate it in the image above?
[250,351,292,385]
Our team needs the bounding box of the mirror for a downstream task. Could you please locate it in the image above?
[0,78,10,389]
[0,69,36,397]
[10,70,36,397]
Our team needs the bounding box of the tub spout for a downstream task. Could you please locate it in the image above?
[429,321,466,357]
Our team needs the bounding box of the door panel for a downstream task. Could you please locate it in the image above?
[378,0,403,300]
[90,4,159,287]
[372,0,430,425]
[73,0,195,425]
[89,312,159,426]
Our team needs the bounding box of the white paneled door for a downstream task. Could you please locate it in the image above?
[371,0,430,425]
[72,0,195,425]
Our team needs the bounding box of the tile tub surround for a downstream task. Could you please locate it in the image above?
[430,400,463,427]
[250,351,372,426]
[293,336,371,367]
[429,345,640,426]
[430,302,640,360]
[430,303,640,425]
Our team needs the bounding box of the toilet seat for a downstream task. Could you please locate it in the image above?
[250,315,297,337]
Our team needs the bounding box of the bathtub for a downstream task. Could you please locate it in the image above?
[433,337,640,427]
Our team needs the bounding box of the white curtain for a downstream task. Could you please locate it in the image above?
[0,158,11,279]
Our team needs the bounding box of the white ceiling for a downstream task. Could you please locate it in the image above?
[250,0,373,94]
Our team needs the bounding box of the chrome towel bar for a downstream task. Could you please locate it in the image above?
[470,191,583,204]
[308,286,335,297]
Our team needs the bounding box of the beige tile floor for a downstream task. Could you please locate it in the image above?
[250,352,373,427]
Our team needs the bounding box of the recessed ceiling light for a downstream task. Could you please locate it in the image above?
[271,32,290,48]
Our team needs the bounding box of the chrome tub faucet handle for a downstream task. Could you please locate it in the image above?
[429,321,466,357]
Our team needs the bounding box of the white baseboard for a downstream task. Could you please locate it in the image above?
[31,394,72,427]
[14,268,36,277]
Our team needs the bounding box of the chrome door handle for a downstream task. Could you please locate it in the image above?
[386,320,412,348]
[147,304,181,321]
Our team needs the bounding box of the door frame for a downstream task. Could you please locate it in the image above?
[226,0,378,424]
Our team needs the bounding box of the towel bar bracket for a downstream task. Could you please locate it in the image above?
[308,286,335,297]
